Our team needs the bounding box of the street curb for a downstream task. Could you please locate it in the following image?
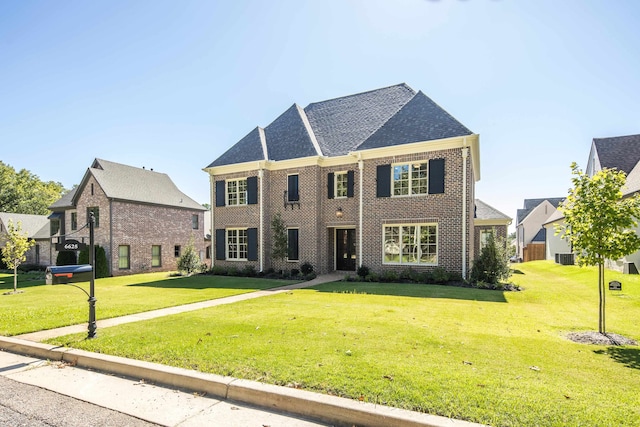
[0,336,484,427]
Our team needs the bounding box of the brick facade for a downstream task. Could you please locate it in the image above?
[211,143,478,277]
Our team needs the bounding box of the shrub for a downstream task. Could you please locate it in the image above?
[226,266,240,277]
[56,251,77,266]
[431,267,450,284]
[177,237,201,275]
[291,268,300,277]
[242,265,257,277]
[304,272,317,281]
[211,265,228,276]
[470,233,511,285]
[399,268,414,281]
[380,270,398,283]
[365,272,379,282]
[356,265,370,279]
[300,262,314,275]
[17,263,46,272]
[78,245,109,278]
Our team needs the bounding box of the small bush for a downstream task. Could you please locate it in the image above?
[17,263,46,272]
[300,262,314,275]
[470,233,511,285]
[356,265,370,278]
[399,268,414,281]
[211,265,228,276]
[431,267,450,284]
[304,272,317,281]
[242,265,257,277]
[365,272,379,282]
[56,251,77,266]
[226,266,240,277]
[380,270,399,283]
[78,245,109,278]
[291,268,300,277]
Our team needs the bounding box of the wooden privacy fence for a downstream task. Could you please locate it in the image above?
[523,243,545,262]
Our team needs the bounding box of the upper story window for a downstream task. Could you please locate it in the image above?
[227,178,247,206]
[192,214,199,229]
[287,174,299,202]
[335,172,348,198]
[50,218,60,236]
[70,212,78,231]
[393,162,428,196]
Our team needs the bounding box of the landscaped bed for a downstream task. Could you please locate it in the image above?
[44,261,640,427]
[0,272,291,335]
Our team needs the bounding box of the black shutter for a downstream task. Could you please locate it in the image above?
[376,164,391,198]
[327,172,334,199]
[215,229,226,260]
[247,176,258,205]
[288,175,299,201]
[247,228,258,261]
[428,159,445,194]
[215,181,226,207]
[287,229,299,260]
[347,170,355,198]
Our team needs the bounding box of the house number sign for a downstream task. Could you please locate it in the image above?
[55,239,87,251]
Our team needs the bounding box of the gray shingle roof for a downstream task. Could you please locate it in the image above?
[50,159,205,211]
[264,104,319,161]
[516,197,565,224]
[474,199,511,221]
[208,127,265,168]
[0,212,49,239]
[593,134,640,174]
[207,83,474,167]
[358,91,473,150]
[531,228,546,242]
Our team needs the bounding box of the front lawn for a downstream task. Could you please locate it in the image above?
[0,272,291,335]
[48,261,640,427]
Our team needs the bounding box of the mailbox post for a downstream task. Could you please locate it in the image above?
[46,212,97,339]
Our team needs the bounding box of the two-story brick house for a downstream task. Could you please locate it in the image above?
[49,159,207,276]
[204,84,487,277]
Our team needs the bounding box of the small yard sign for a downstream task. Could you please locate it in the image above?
[609,280,622,291]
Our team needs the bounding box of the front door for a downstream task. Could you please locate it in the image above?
[336,229,356,271]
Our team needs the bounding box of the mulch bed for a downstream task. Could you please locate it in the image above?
[566,331,638,346]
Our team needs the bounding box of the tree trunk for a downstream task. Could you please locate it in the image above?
[598,260,606,334]
[13,265,18,293]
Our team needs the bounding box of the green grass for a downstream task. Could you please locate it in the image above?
[0,272,291,335]
[46,261,640,427]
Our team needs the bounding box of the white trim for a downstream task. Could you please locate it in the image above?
[474,219,511,227]
[461,146,469,279]
[258,168,264,272]
[258,127,268,161]
[358,159,364,268]
[209,174,215,267]
[296,104,323,157]
[382,223,438,266]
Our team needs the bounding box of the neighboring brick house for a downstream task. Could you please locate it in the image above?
[515,198,564,262]
[0,212,52,266]
[473,199,511,256]
[48,159,207,276]
[204,83,504,278]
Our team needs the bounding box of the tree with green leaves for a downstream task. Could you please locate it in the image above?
[177,236,201,275]
[271,213,288,262]
[558,162,640,334]
[1,220,35,294]
[470,232,511,286]
[0,161,65,215]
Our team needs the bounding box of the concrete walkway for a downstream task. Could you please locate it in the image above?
[3,273,485,427]
[16,272,345,342]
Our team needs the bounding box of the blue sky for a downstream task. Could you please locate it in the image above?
[1,0,639,231]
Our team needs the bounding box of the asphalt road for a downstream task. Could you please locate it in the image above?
[0,376,159,427]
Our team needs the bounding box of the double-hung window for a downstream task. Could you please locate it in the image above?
[287,228,299,261]
[227,178,248,206]
[151,245,162,267]
[118,245,130,269]
[480,229,494,251]
[383,224,437,265]
[227,229,248,260]
[70,212,78,230]
[335,172,348,198]
[393,162,428,196]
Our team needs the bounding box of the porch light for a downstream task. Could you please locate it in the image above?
[336,207,343,218]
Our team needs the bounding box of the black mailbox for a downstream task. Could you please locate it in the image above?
[46,265,93,285]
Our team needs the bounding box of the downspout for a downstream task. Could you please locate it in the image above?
[461,145,469,279]
[209,173,215,268]
[259,168,264,272]
[109,199,113,276]
[358,158,364,268]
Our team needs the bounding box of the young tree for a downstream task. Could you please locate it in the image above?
[1,220,35,293]
[558,162,640,334]
[271,213,288,262]
[470,232,511,285]
[177,236,201,275]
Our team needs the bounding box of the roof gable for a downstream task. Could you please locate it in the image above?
[264,104,319,161]
[0,212,49,238]
[517,197,565,224]
[358,91,473,151]
[474,199,511,221]
[304,83,415,156]
[593,134,640,174]
[207,127,266,168]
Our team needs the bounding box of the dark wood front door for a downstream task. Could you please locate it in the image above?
[336,229,356,271]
